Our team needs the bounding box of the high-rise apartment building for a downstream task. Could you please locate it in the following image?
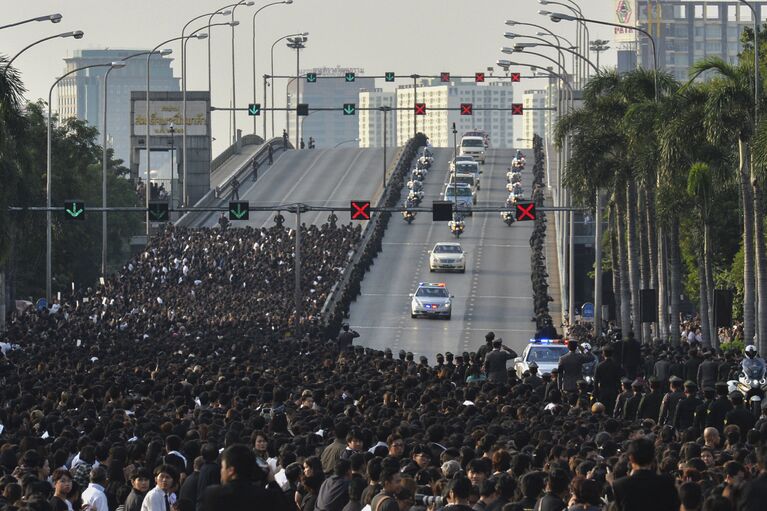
[287,66,373,148]
[395,79,514,147]
[614,1,765,80]
[358,89,396,148]
[522,90,547,148]
[57,49,179,164]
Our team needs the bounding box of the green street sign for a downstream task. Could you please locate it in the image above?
[385,72,395,82]
[248,103,261,116]
[343,103,356,115]
[149,202,169,221]
[64,200,85,220]
[306,73,317,83]
[229,201,249,220]
[297,103,309,116]
[345,72,355,82]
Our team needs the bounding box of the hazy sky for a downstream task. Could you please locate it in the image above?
[1,0,617,155]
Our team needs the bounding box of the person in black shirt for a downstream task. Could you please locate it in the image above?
[706,382,734,434]
[637,377,664,421]
[594,345,623,412]
[673,381,702,432]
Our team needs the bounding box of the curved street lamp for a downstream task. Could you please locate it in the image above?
[230,1,256,144]
[0,13,62,31]
[47,61,126,300]
[5,31,84,73]
[270,32,309,138]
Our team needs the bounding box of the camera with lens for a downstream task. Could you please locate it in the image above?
[415,494,445,507]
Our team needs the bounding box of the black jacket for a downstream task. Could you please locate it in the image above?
[315,475,350,511]
[739,472,767,511]
[484,348,517,383]
[611,470,679,511]
[594,358,622,404]
[673,396,703,431]
[725,406,757,434]
[637,390,663,420]
[201,479,291,511]
[706,396,733,433]
[196,462,220,511]
[557,351,585,393]
[658,390,684,425]
[697,359,719,389]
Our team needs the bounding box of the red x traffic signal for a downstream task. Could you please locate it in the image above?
[414,103,426,115]
[350,200,371,220]
[460,103,473,115]
[515,202,536,221]
[475,72,485,82]
[511,103,524,115]
[440,72,450,82]
[511,72,521,82]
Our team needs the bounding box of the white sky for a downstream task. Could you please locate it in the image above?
[0,0,617,155]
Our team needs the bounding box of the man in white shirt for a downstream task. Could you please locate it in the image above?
[142,464,180,511]
[81,466,109,511]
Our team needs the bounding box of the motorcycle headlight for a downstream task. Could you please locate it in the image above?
[753,379,759,386]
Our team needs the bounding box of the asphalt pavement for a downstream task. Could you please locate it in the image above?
[348,148,536,362]
[199,147,397,228]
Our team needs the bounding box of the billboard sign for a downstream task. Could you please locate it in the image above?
[133,100,208,136]
[614,0,637,43]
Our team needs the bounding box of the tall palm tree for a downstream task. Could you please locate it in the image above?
[688,162,715,346]
[690,57,759,348]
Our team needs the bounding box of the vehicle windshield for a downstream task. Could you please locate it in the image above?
[416,287,449,298]
[462,139,484,147]
[445,186,473,197]
[526,346,568,363]
[456,163,479,173]
[451,176,474,186]
[434,245,462,254]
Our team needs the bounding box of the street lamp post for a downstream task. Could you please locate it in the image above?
[540,0,590,83]
[0,13,62,31]
[146,34,207,237]
[739,0,759,125]
[513,42,599,74]
[287,36,308,148]
[47,62,124,300]
[101,51,164,279]
[333,138,360,148]
[545,10,659,101]
[169,123,176,205]
[270,33,308,138]
[382,106,392,188]
[590,39,610,70]
[230,1,255,145]
[252,0,293,137]
[207,4,238,96]
[5,31,84,73]
[183,21,236,207]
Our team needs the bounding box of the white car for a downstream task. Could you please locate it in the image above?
[429,242,466,273]
[460,136,486,164]
[513,339,570,378]
[453,161,481,189]
[410,282,453,319]
[450,155,475,171]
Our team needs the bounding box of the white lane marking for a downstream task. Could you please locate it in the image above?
[353,325,531,332]
[359,293,531,299]
[307,150,367,224]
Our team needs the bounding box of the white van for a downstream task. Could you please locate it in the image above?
[459,136,486,164]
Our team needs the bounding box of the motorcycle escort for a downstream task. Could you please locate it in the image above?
[448,214,465,238]
[402,199,417,224]
[407,190,423,206]
[728,345,767,414]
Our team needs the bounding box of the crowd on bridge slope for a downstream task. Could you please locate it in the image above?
[0,223,766,511]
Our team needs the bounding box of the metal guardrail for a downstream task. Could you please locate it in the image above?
[210,133,263,172]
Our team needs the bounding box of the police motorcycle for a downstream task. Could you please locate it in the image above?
[448,212,465,238]
[418,148,434,169]
[402,198,417,224]
[407,179,425,203]
[507,169,522,184]
[580,343,599,386]
[412,166,427,182]
[728,344,767,414]
[506,181,524,194]
[508,191,526,204]
[407,190,422,206]
[501,198,516,226]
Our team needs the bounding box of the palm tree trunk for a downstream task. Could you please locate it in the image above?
[751,159,767,353]
[669,222,682,345]
[616,192,632,335]
[657,226,668,340]
[610,201,622,330]
[697,244,712,347]
[626,182,642,337]
[704,221,717,347]
[638,187,652,343]
[646,187,659,339]
[739,139,756,345]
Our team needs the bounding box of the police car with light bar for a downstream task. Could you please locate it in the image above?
[513,339,569,378]
[410,282,454,319]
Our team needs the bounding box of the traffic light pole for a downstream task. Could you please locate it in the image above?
[412,75,418,138]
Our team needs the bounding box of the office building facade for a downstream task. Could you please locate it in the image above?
[522,90,547,148]
[358,89,396,148]
[57,49,179,164]
[287,66,373,148]
[395,79,514,147]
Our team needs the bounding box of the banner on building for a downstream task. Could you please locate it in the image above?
[614,0,638,43]
[133,100,208,136]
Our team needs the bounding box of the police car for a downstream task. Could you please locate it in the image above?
[513,339,569,378]
[410,282,454,319]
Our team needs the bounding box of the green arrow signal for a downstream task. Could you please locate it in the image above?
[149,204,168,221]
[306,73,317,82]
[65,203,84,218]
[230,203,248,219]
[345,72,355,82]
[248,104,261,116]
[343,104,356,115]
[385,72,395,82]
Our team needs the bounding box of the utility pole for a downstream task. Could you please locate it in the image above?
[382,106,390,188]
[294,205,303,317]
[286,36,307,149]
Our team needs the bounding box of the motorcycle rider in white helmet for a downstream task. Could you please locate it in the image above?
[580,342,599,381]
[742,344,766,379]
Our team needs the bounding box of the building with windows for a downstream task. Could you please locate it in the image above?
[614,1,766,80]
[287,66,373,148]
[394,79,514,147]
[57,49,179,164]
[358,89,396,148]
[521,90,547,148]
